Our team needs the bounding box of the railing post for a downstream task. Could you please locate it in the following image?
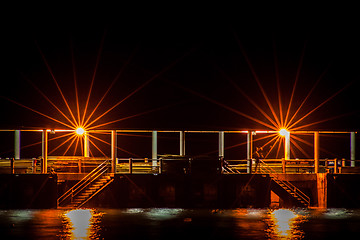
[111,130,117,173]
[220,156,224,174]
[219,131,225,159]
[314,131,320,173]
[152,131,157,169]
[180,131,185,156]
[129,158,133,174]
[10,158,14,174]
[334,159,338,173]
[42,129,48,174]
[84,132,90,157]
[159,158,163,174]
[78,158,82,173]
[247,131,253,174]
[14,130,20,160]
[282,158,286,173]
[247,158,252,174]
[351,132,356,167]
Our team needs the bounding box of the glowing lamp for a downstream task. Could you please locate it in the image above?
[75,127,85,136]
[279,128,289,136]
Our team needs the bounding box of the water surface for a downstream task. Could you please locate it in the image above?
[1,208,360,239]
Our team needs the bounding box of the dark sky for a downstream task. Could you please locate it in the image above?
[1,6,360,132]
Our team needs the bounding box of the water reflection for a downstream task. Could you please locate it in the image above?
[62,209,103,240]
[3,208,360,239]
[266,209,307,239]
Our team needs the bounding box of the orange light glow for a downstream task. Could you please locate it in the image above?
[62,209,103,239]
[75,127,85,136]
[279,128,289,137]
[267,209,306,239]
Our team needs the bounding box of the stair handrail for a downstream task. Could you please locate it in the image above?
[260,160,310,206]
[58,159,110,206]
[70,162,109,200]
[77,178,114,208]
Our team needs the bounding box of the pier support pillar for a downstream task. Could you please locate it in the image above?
[42,129,48,173]
[317,173,327,208]
[351,132,356,167]
[219,131,224,158]
[84,132,90,157]
[152,131,157,167]
[14,130,20,160]
[180,131,185,156]
[314,131,320,173]
[111,130,117,173]
[247,131,254,173]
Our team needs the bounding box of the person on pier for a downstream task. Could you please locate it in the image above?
[254,147,265,173]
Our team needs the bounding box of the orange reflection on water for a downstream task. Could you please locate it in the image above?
[267,209,307,239]
[62,209,102,240]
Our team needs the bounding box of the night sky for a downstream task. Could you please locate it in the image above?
[1,6,360,158]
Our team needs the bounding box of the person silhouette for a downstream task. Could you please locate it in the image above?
[254,146,265,173]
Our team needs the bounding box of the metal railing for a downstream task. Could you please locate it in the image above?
[116,158,161,174]
[2,157,360,175]
[223,158,360,174]
[57,159,110,207]
[259,160,310,206]
[0,158,41,174]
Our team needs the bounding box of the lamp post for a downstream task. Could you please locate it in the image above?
[280,129,290,160]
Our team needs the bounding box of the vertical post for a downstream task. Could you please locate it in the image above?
[159,158,163,174]
[42,129,48,174]
[10,158,14,174]
[111,130,117,173]
[180,131,185,156]
[351,132,356,167]
[78,158,82,173]
[282,158,286,173]
[14,130,20,160]
[284,131,290,160]
[247,131,253,173]
[219,131,225,158]
[129,158,133,174]
[314,131,320,173]
[152,131,157,168]
[84,132,89,157]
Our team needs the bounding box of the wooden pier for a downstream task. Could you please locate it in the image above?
[0,128,359,209]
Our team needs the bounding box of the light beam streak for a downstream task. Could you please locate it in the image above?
[86,104,178,130]
[215,65,280,128]
[169,81,278,130]
[35,41,77,126]
[89,133,140,157]
[288,82,353,129]
[273,37,284,127]
[290,138,311,159]
[87,136,107,158]
[284,41,307,125]
[82,45,139,127]
[70,39,81,126]
[2,97,74,129]
[84,50,193,128]
[21,73,76,128]
[73,137,80,156]
[49,134,76,155]
[286,65,329,129]
[81,30,107,126]
[63,135,78,156]
[234,33,281,127]
[265,136,281,158]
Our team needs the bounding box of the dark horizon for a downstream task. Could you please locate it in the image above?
[1,9,360,161]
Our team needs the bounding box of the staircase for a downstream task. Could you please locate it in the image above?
[57,160,113,209]
[259,160,310,207]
